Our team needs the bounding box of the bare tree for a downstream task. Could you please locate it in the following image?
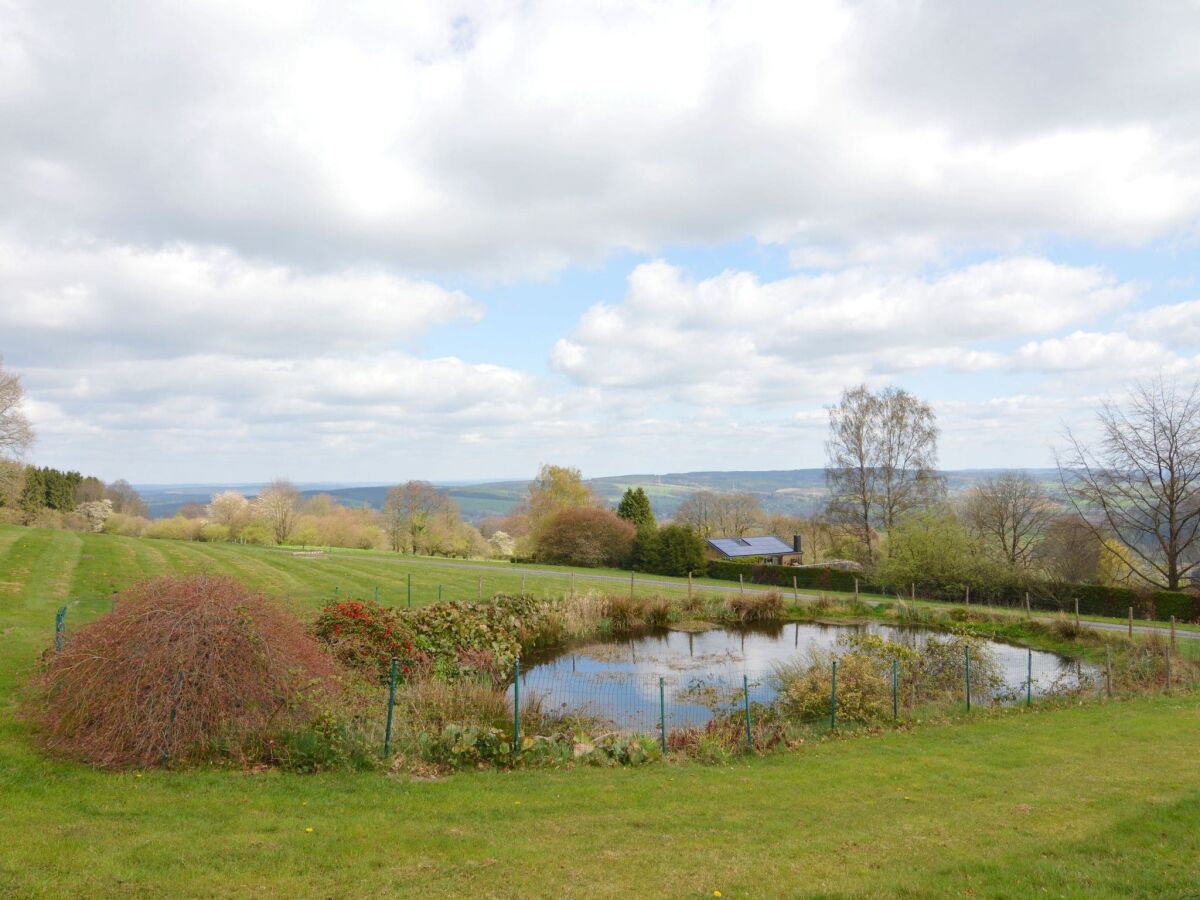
[963,472,1055,566]
[105,479,148,517]
[711,492,762,536]
[825,385,942,561]
[1036,515,1103,584]
[254,478,300,545]
[674,490,762,537]
[382,481,456,554]
[825,385,878,559]
[875,387,944,529]
[674,490,719,536]
[0,357,34,458]
[1059,376,1200,590]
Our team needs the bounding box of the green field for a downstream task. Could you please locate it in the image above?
[2,524,1199,896]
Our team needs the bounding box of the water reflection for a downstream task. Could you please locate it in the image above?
[512,621,1097,733]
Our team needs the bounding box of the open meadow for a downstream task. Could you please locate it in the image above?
[1,524,1199,896]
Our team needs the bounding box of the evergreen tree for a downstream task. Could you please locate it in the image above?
[616,487,655,528]
[19,466,45,519]
[650,524,707,576]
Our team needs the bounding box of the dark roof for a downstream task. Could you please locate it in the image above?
[706,536,794,558]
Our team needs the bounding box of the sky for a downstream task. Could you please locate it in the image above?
[3,0,1200,484]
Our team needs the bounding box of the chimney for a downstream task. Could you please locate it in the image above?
[792,534,803,555]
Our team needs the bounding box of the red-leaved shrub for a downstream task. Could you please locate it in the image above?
[311,599,426,682]
[30,576,340,768]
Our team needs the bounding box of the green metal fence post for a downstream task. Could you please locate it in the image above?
[659,677,667,755]
[407,574,412,608]
[1026,648,1032,707]
[830,660,838,731]
[437,584,442,601]
[374,585,379,603]
[383,657,399,757]
[892,658,898,719]
[54,605,67,652]
[742,674,753,748]
[965,645,971,711]
[513,659,521,756]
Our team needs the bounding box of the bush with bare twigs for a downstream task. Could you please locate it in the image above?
[29,576,344,769]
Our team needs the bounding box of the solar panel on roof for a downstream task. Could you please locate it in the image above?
[706,536,794,557]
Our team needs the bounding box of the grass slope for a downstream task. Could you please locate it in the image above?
[1,524,1198,896]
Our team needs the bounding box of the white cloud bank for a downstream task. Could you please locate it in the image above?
[551,258,1145,404]
[3,1,1200,478]
[3,1,1200,273]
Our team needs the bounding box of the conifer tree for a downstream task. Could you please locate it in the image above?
[616,487,655,528]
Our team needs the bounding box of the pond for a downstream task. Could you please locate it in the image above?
[511,620,1099,733]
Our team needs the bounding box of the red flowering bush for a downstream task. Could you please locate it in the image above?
[312,599,426,683]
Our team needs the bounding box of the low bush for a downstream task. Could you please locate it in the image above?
[30,576,343,769]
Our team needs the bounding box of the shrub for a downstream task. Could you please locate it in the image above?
[30,576,341,768]
[144,515,204,541]
[101,512,150,537]
[198,522,231,542]
[312,599,424,683]
[535,507,635,567]
[240,521,275,545]
[633,524,707,576]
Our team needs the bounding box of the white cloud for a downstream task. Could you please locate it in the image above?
[552,257,1140,402]
[3,1,1200,272]
[1130,299,1200,347]
[0,239,480,361]
[1013,331,1172,372]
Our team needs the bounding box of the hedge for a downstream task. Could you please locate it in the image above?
[703,561,1200,624]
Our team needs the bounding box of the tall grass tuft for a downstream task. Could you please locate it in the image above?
[725,591,784,623]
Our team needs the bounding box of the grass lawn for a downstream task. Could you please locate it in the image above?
[2,524,1199,896]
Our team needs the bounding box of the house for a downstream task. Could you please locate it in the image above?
[705,535,803,566]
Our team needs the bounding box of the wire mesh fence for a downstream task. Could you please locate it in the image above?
[477,635,1196,759]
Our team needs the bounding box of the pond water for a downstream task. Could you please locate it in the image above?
[511,621,1098,733]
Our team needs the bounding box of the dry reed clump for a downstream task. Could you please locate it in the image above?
[30,575,340,768]
[601,594,674,630]
[1047,613,1085,641]
[724,591,784,623]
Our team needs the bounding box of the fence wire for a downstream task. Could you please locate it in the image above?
[503,641,1189,740]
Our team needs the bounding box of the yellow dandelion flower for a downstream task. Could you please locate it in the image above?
[714,892,722,897]
[305,827,314,833]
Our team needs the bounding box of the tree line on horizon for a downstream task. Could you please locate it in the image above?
[3,351,1200,593]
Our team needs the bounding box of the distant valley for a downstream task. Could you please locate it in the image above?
[135,468,1064,521]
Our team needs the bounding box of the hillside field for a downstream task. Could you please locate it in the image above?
[1,524,1198,896]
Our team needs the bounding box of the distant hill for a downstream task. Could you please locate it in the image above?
[135,469,1063,521]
